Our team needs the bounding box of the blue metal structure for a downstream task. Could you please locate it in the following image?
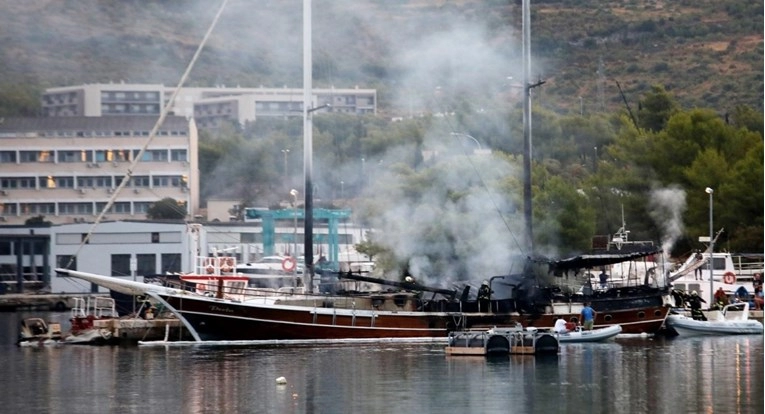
[244,208,351,266]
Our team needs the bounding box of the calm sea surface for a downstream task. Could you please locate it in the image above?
[1,311,762,414]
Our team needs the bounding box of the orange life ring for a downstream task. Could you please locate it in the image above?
[225,257,235,267]
[282,257,297,272]
[723,272,736,284]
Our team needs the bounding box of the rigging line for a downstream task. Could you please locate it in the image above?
[64,0,230,269]
[441,118,526,256]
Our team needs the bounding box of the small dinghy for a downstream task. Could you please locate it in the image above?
[554,324,622,343]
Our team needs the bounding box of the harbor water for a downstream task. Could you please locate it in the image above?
[1,311,762,413]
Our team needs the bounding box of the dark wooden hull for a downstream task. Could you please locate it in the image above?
[157,293,670,341]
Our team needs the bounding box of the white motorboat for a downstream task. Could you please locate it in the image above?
[665,302,764,336]
[554,324,622,343]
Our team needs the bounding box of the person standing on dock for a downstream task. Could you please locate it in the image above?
[580,302,596,330]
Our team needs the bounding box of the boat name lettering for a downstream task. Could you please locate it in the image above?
[210,305,234,313]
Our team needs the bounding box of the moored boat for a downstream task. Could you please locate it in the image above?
[17,317,63,346]
[553,324,622,343]
[668,244,762,308]
[56,261,670,342]
[665,302,764,336]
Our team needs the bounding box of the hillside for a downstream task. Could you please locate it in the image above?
[1,0,762,116]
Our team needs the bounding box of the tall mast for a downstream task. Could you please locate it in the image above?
[303,0,314,291]
[522,0,533,254]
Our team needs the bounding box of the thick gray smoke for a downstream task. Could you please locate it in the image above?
[14,1,535,285]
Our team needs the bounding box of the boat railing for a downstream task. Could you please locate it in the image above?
[70,296,117,319]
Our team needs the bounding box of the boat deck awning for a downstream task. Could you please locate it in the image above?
[551,247,662,271]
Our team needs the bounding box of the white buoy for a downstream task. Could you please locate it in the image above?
[276,376,287,385]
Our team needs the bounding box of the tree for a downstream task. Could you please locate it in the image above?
[533,172,597,255]
[728,105,763,136]
[25,215,51,225]
[637,85,679,132]
[146,198,186,220]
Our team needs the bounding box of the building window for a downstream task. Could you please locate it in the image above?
[134,149,168,162]
[132,176,150,187]
[170,149,187,162]
[95,176,112,187]
[0,151,16,163]
[19,151,38,163]
[59,203,93,215]
[20,203,55,215]
[114,150,131,162]
[57,255,77,271]
[77,177,94,188]
[95,202,130,214]
[2,177,36,189]
[57,151,80,163]
[137,254,155,276]
[0,203,18,216]
[151,232,160,243]
[161,253,182,273]
[49,177,75,189]
[152,176,170,187]
[111,254,131,277]
[134,202,151,214]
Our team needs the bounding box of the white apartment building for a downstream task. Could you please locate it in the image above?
[42,83,377,128]
[0,115,200,225]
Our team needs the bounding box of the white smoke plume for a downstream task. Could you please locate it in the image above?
[648,185,687,256]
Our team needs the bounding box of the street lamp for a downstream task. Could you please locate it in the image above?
[450,132,483,152]
[290,189,298,261]
[706,187,714,303]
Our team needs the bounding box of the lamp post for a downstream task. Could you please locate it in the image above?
[340,180,344,200]
[705,187,714,304]
[290,189,298,260]
[450,132,483,152]
[281,149,290,190]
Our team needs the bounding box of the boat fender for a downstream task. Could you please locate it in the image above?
[723,272,736,284]
[282,257,297,272]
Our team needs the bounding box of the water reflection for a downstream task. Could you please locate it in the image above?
[1,312,762,414]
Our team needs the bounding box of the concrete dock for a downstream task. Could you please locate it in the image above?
[0,293,103,311]
[93,317,191,343]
